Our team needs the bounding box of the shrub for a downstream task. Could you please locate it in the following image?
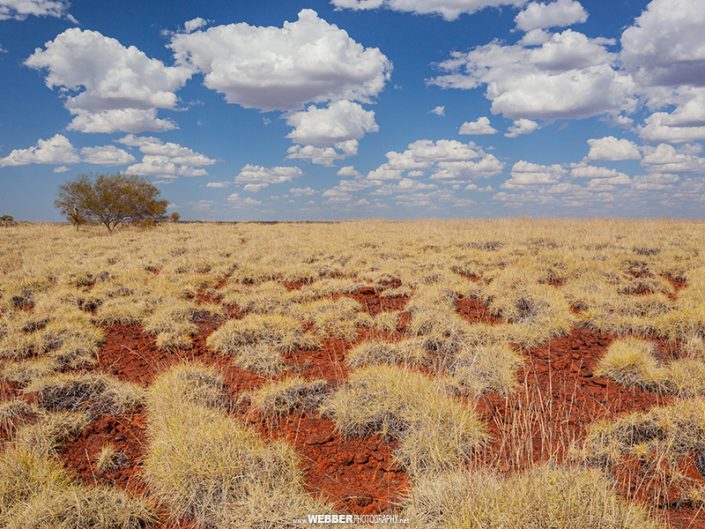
[0,214,17,227]
[24,373,144,418]
[406,465,661,529]
[247,377,326,420]
[321,365,487,475]
[596,337,705,397]
[144,364,327,528]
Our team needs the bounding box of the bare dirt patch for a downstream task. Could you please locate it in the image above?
[474,327,671,472]
[58,409,148,495]
[251,411,408,515]
[93,321,265,397]
[339,286,409,316]
[456,296,502,324]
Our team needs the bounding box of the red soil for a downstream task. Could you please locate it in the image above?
[653,337,686,363]
[0,379,19,401]
[339,286,409,316]
[474,327,670,472]
[665,275,688,301]
[472,326,705,528]
[456,296,502,324]
[88,315,408,518]
[58,410,149,495]
[93,321,264,396]
[282,280,307,291]
[284,338,351,384]
[613,451,704,508]
[253,412,407,515]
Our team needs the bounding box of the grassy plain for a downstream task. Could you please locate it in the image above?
[1,220,705,528]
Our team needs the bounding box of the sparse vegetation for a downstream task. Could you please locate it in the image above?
[406,464,662,529]
[321,365,487,475]
[0,214,17,227]
[0,448,154,529]
[3,220,705,527]
[144,364,328,528]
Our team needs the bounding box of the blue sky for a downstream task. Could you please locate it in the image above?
[1,0,704,221]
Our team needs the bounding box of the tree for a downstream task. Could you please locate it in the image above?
[170,211,181,223]
[0,215,16,227]
[55,174,168,232]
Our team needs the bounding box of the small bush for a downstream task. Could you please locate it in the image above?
[144,364,328,528]
[24,373,143,418]
[321,365,487,475]
[406,465,661,529]
[247,377,326,420]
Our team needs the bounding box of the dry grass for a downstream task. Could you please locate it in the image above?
[208,313,320,354]
[144,364,329,528]
[0,447,153,529]
[246,376,327,421]
[578,398,705,505]
[580,398,705,470]
[405,464,663,529]
[595,337,664,390]
[596,337,705,397]
[346,339,430,369]
[0,400,35,439]
[24,373,144,418]
[321,365,487,475]
[14,410,89,455]
[3,220,705,526]
[447,343,523,396]
[94,444,126,473]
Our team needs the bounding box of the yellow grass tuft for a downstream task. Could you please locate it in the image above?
[144,364,328,527]
[406,465,663,529]
[246,376,326,421]
[24,373,144,418]
[321,365,487,475]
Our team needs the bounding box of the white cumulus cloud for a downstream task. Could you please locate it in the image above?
[183,17,208,33]
[503,160,565,187]
[459,116,498,135]
[515,0,588,32]
[169,9,391,111]
[0,0,75,21]
[287,140,359,167]
[368,139,503,183]
[286,100,378,146]
[330,0,526,21]
[586,136,641,161]
[0,133,79,166]
[0,134,142,168]
[80,145,135,165]
[431,106,445,116]
[235,164,303,192]
[621,0,705,88]
[227,193,262,206]
[570,164,629,180]
[120,135,215,178]
[430,29,635,121]
[506,118,540,138]
[641,143,705,174]
[25,28,191,133]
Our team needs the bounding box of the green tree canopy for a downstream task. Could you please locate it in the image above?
[55,174,168,232]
